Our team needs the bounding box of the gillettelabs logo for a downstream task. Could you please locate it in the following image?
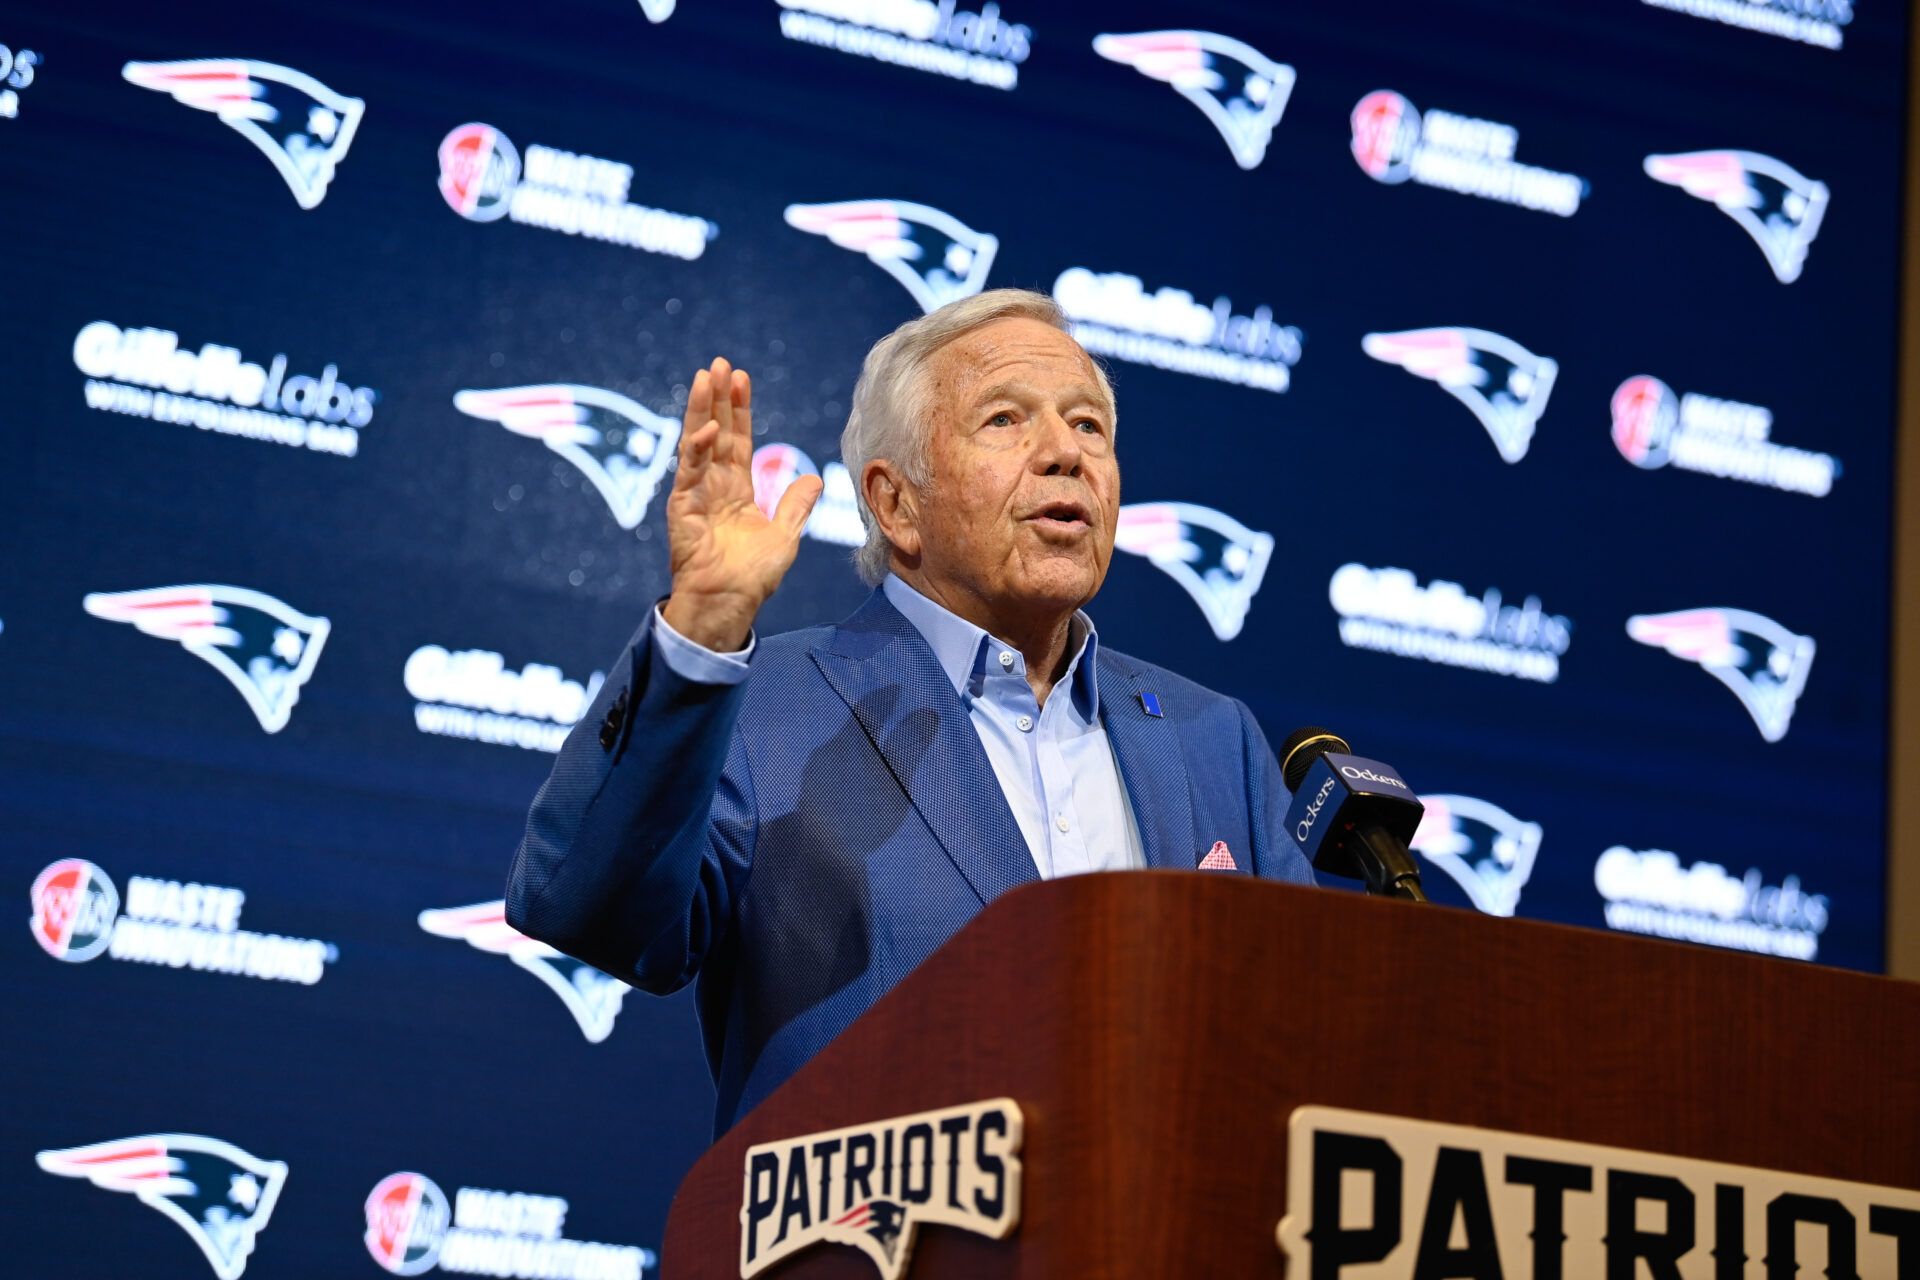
[1351,90,1585,216]
[1596,845,1829,960]
[1331,563,1572,683]
[1053,267,1302,393]
[437,123,715,259]
[1410,795,1543,917]
[1113,503,1273,641]
[784,200,996,313]
[418,902,630,1043]
[405,645,605,754]
[1362,327,1557,463]
[38,1135,287,1279]
[454,384,681,529]
[365,1172,656,1279]
[30,859,339,984]
[1626,607,1814,741]
[751,444,866,546]
[1091,30,1294,170]
[1644,150,1828,283]
[122,59,361,209]
[1611,375,1838,496]
[74,321,375,458]
[83,586,330,732]
[777,0,1031,91]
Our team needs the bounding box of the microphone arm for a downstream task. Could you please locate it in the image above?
[1355,823,1430,903]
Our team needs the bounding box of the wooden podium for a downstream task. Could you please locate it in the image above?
[661,874,1920,1277]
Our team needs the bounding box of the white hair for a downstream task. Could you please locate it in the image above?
[840,288,1116,585]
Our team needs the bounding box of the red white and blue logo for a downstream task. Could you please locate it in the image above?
[122,59,362,209]
[30,857,119,962]
[454,383,681,529]
[1410,795,1543,917]
[1351,90,1420,181]
[418,901,630,1043]
[1644,150,1829,283]
[1626,608,1815,742]
[38,1134,288,1279]
[1362,327,1557,463]
[1091,31,1295,170]
[438,122,519,221]
[1113,503,1273,641]
[364,1172,451,1276]
[784,200,997,314]
[83,585,330,733]
[1610,374,1680,468]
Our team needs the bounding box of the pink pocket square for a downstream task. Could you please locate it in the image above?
[1198,841,1237,871]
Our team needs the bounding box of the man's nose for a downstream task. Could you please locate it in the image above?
[1032,410,1083,477]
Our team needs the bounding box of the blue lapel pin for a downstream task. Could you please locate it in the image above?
[1139,691,1164,718]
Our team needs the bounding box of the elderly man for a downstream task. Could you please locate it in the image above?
[506,289,1314,1131]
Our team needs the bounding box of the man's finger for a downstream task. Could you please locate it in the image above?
[709,357,733,452]
[673,420,721,492]
[731,369,753,454]
[683,367,712,437]
[773,474,825,540]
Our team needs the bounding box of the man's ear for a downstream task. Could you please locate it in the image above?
[863,459,921,560]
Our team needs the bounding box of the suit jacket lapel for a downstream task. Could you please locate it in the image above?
[811,590,1037,906]
[1099,652,1200,871]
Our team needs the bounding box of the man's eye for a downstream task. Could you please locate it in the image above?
[1076,419,1103,433]
[989,412,1015,427]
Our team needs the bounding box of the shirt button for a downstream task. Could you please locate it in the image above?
[1016,715,1033,732]
[999,650,1015,669]
[1056,814,1070,833]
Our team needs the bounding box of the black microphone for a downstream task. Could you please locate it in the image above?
[1279,726,1430,903]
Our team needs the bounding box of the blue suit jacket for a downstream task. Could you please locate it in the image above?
[506,588,1314,1131]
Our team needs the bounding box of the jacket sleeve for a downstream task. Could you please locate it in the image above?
[1239,700,1317,886]
[504,610,757,992]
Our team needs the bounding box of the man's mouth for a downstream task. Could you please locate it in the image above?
[1024,500,1091,530]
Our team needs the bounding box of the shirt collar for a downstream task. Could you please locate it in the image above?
[882,575,1102,720]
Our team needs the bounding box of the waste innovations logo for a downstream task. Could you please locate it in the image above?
[1362,327,1556,463]
[74,321,376,458]
[437,123,716,260]
[1053,267,1302,393]
[1644,150,1828,283]
[1611,375,1838,496]
[1409,794,1543,917]
[785,200,997,313]
[454,384,681,529]
[39,1134,288,1280]
[1114,503,1273,641]
[122,59,361,209]
[1351,90,1586,216]
[30,858,339,984]
[1,39,41,119]
[1596,845,1829,960]
[1641,0,1853,49]
[82,585,330,733]
[419,902,630,1042]
[751,444,867,547]
[365,1172,656,1279]
[1091,30,1294,170]
[1331,563,1572,683]
[405,645,606,754]
[1625,608,1814,741]
[776,0,1032,91]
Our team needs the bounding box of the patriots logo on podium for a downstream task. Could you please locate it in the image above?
[418,901,630,1043]
[1091,30,1295,170]
[1643,150,1829,284]
[827,1200,909,1268]
[454,384,681,529]
[1410,794,1543,918]
[783,200,998,314]
[121,59,363,210]
[83,585,330,733]
[1361,327,1558,463]
[1626,607,1816,742]
[1114,502,1273,641]
[37,1134,288,1280]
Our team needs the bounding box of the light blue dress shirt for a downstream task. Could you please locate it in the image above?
[651,577,1146,878]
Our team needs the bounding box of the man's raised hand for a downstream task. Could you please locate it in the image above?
[661,357,824,653]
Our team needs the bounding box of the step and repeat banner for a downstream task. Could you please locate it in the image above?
[1,0,1906,1275]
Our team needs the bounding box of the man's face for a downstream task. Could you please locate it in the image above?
[911,316,1119,622]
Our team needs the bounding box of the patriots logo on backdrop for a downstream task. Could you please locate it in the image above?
[1409,794,1543,917]
[1114,502,1273,641]
[37,1135,287,1280]
[828,1199,910,1269]
[122,59,363,210]
[419,901,630,1043]
[30,857,120,962]
[364,1171,450,1276]
[454,384,681,529]
[438,122,520,221]
[1610,374,1680,468]
[637,0,677,20]
[1090,31,1295,170]
[82,585,330,733]
[1643,150,1829,283]
[783,201,998,314]
[1626,607,1815,742]
[1350,89,1420,181]
[1361,327,1558,463]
